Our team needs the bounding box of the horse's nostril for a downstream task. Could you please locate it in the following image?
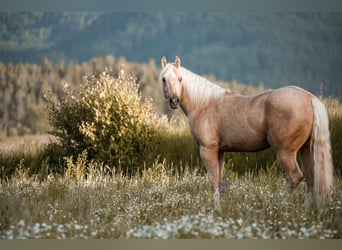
[169,97,179,109]
[170,97,179,103]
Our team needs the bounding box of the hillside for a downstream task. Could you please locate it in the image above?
[0,13,341,97]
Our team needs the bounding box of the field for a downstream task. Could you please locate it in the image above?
[0,137,342,239]
[1,71,342,239]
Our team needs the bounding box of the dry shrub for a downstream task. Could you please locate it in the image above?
[46,69,164,173]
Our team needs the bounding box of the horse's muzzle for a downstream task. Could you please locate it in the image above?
[169,96,179,109]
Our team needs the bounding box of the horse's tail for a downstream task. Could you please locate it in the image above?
[311,97,334,207]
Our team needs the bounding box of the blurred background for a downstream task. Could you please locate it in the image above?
[1,13,341,94]
[0,12,342,137]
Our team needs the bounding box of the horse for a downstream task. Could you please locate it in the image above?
[160,56,334,209]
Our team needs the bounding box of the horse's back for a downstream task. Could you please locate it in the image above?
[269,85,314,100]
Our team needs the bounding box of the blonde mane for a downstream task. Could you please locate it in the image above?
[160,64,229,107]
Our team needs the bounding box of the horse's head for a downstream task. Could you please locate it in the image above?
[160,56,183,109]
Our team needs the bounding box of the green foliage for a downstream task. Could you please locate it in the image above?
[46,69,164,172]
[1,13,342,97]
[0,13,100,50]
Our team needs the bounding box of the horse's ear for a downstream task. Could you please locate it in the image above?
[161,56,167,68]
[175,56,181,68]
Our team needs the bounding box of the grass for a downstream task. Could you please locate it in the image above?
[1,159,341,239]
[0,134,56,178]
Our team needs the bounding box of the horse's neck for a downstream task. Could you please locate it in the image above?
[180,68,226,116]
[179,87,196,116]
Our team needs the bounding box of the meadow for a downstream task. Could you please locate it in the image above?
[0,155,341,239]
[1,70,342,239]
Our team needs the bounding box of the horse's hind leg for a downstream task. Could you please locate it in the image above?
[218,151,225,182]
[276,151,304,192]
[218,151,229,195]
[300,142,314,207]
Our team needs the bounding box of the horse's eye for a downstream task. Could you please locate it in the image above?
[179,76,182,82]
[162,77,166,83]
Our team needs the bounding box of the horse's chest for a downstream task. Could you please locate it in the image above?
[188,116,217,144]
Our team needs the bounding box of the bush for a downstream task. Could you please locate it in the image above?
[46,69,164,173]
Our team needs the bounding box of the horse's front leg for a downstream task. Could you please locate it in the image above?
[200,146,220,210]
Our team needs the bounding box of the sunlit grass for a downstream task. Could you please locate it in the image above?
[1,159,341,239]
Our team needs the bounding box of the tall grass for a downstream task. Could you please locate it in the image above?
[0,135,56,179]
[1,160,341,239]
[324,97,342,176]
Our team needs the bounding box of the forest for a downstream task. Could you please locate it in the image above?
[0,12,341,96]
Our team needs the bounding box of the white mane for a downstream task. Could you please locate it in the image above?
[160,63,229,107]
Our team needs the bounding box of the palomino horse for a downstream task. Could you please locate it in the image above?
[160,56,334,209]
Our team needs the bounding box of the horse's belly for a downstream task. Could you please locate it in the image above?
[219,135,270,152]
